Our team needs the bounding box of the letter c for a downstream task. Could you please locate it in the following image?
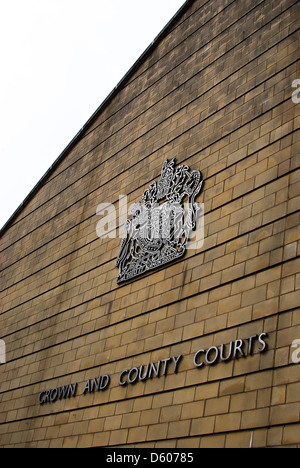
[38,391,46,405]
[193,349,205,368]
[119,370,128,386]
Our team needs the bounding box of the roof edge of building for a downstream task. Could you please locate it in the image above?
[0,0,194,238]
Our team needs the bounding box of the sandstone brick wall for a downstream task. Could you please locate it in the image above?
[0,0,299,448]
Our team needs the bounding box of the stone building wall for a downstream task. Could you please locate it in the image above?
[0,0,299,448]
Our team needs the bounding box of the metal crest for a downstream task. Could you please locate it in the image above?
[116,159,203,284]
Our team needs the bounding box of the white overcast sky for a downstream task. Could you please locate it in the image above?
[0,0,185,230]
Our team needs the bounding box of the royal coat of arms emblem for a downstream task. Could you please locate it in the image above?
[116,159,203,284]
